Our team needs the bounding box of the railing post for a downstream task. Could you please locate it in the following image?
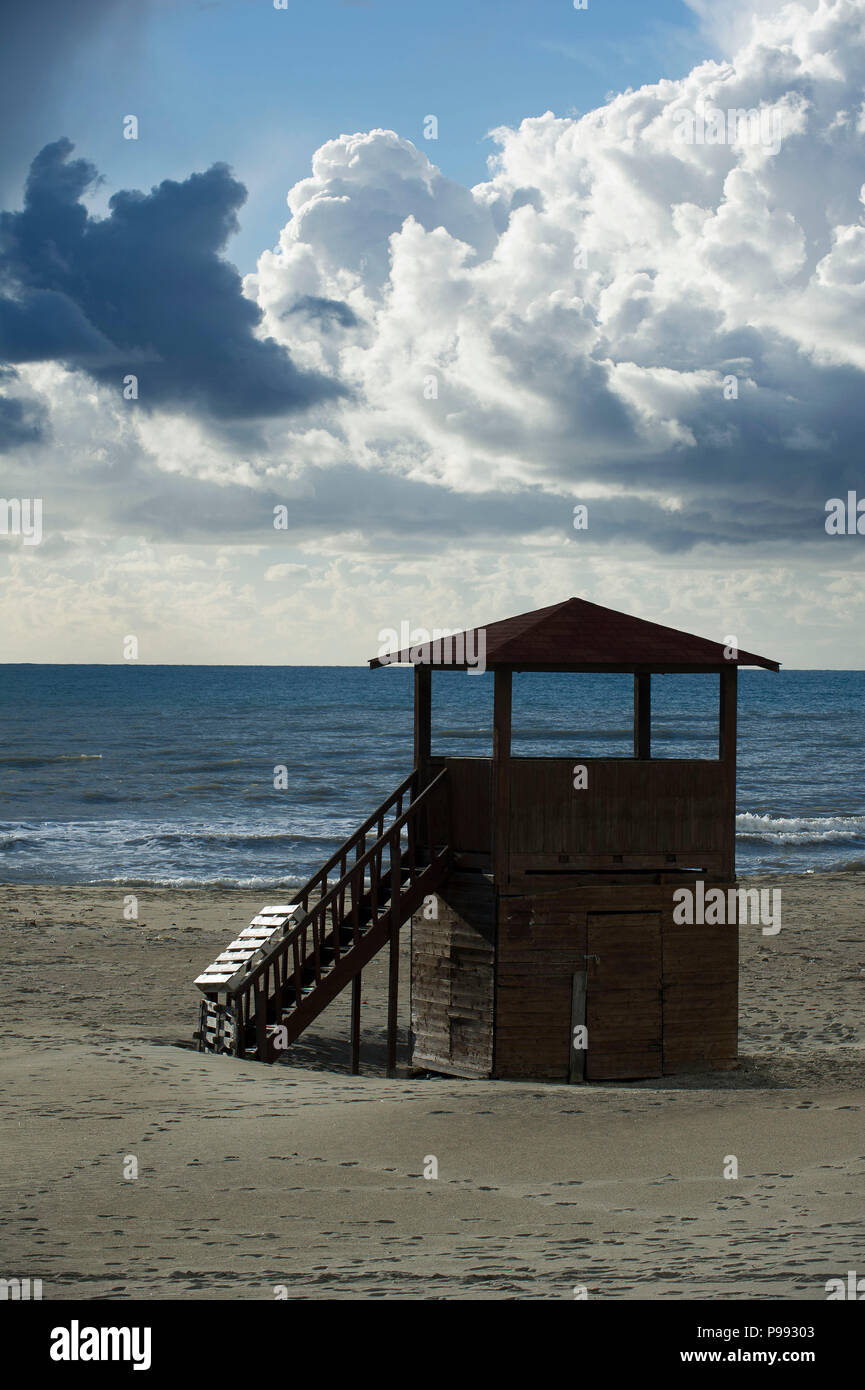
[272,955,283,1021]
[253,979,268,1061]
[233,995,243,1057]
[292,937,302,1004]
[370,854,379,923]
[312,914,322,984]
[331,897,340,961]
[406,802,417,880]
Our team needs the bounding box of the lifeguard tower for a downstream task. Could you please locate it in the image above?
[195,596,778,1081]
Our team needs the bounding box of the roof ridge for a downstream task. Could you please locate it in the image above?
[488,595,571,633]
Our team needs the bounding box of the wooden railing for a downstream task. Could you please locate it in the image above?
[226,767,450,1070]
[284,770,417,921]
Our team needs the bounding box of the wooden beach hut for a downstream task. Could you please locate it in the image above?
[195,596,778,1082]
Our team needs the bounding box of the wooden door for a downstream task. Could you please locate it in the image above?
[585,912,662,1079]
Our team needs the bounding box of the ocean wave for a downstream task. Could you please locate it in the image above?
[735,812,865,846]
[652,726,715,738]
[0,819,345,849]
[79,792,134,804]
[167,759,250,772]
[0,754,102,767]
[94,874,306,888]
[143,828,336,849]
[766,710,860,721]
[511,727,635,740]
[436,728,495,739]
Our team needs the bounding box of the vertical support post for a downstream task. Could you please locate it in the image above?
[634,672,651,759]
[386,828,401,1077]
[408,902,415,1076]
[350,973,361,1075]
[493,668,512,886]
[719,666,738,879]
[569,971,587,1083]
[414,663,431,788]
[414,662,433,864]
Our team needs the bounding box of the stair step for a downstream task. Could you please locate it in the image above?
[250,912,296,929]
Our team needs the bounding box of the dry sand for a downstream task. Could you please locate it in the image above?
[1,874,863,1300]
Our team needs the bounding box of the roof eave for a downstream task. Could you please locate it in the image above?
[370,657,781,672]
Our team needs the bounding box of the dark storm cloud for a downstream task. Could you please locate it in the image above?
[0,288,117,363]
[0,393,46,451]
[92,455,828,554]
[0,140,344,420]
[285,296,360,328]
[0,366,47,451]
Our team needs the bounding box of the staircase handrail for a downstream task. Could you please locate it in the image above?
[285,769,416,919]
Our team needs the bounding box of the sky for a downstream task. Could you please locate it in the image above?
[1,0,864,667]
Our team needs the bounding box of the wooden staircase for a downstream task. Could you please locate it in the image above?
[194,768,451,1074]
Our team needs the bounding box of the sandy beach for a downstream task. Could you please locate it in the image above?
[0,872,863,1300]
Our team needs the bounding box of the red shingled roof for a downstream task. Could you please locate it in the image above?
[369,596,779,670]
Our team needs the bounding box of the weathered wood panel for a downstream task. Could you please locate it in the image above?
[410,871,495,1076]
[662,904,737,1069]
[585,912,662,1080]
[429,755,735,880]
[416,745,739,1081]
[494,887,589,1078]
[428,757,491,856]
[490,881,738,1081]
[509,759,733,874]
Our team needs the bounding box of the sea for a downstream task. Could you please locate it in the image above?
[0,666,862,886]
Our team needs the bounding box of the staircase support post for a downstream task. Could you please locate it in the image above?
[351,973,361,1075]
[387,828,402,1077]
[386,936,398,1077]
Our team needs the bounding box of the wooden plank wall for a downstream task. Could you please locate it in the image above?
[494,882,738,1080]
[494,886,589,1079]
[410,870,495,1077]
[508,759,732,877]
[585,911,662,1080]
[425,756,732,875]
[662,910,738,1072]
[428,757,491,856]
